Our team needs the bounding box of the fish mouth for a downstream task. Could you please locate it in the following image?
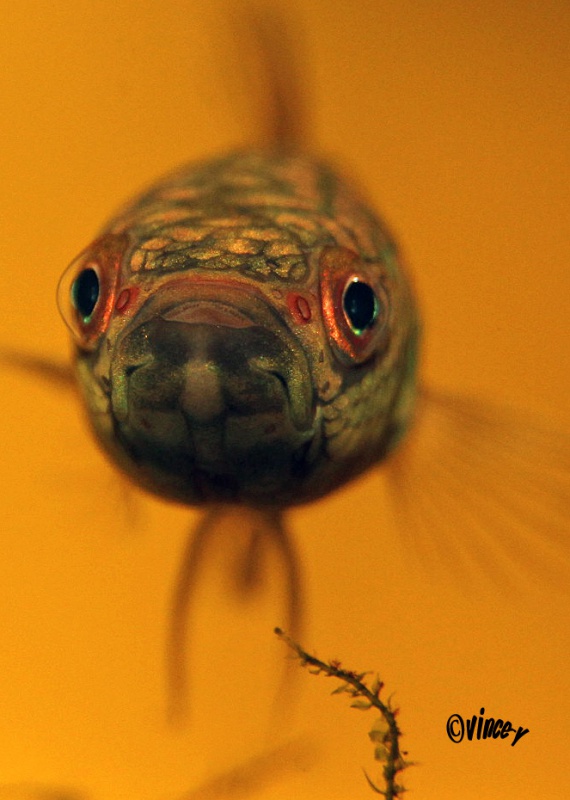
[162,300,255,328]
[107,278,320,503]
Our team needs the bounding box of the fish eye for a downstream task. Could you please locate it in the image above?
[342,279,378,334]
[319,246,391,365]
[57,232,130,350]
[71,267,100,321]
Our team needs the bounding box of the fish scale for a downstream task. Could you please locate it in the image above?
[107,151,396,284]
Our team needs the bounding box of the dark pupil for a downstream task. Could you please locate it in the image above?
[72,268,100,320]
[343,280,378,333]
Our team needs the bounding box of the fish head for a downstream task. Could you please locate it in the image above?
[57,152,419,506]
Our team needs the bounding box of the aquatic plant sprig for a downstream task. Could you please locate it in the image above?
[274,627,411,798]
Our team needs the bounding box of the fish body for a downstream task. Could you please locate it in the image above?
[58,149,419,507]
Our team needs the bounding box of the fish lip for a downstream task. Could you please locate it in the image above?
[162,300,255,328]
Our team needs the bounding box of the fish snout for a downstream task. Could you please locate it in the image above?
[107,287,317,503]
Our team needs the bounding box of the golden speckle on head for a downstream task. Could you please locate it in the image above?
[264,241,301,258]
[130,249,146,271]
[206,216,251,228]
[168,226,213,243]
[246,257,272,276]
[143,208,193,226]
[142,237,171,251]
[218,254,247,268]
[239,227,283,241]
[189,247,223,261]
[223,238,264,255]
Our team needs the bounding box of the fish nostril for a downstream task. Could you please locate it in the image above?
[268,370,289,396]
[248,356,312,431]
[248,357,290,400]
[123,355,156,378]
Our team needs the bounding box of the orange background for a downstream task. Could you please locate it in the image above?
[1,1,569,799]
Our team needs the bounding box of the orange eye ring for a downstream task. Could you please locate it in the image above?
[319,246,390,364]
[57,232,130,350]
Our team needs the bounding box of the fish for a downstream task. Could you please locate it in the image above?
[56,158,420,717]
[56,152,419,508]
[5,5,569,730]
[54,0,418,517]
[51,9,422,717]
[55,12,418,512]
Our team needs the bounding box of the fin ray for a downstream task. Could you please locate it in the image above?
[386,386,570,593]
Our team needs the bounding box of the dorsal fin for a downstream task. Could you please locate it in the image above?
[231,5,309,151]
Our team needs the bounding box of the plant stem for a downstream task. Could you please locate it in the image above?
[275,628,409,798]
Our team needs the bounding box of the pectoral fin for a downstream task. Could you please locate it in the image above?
[385,386,570,594]
[0,348,75,389]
